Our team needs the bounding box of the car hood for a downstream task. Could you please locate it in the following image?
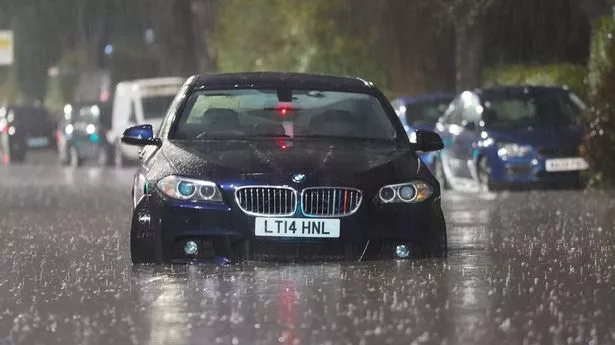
[162,139,418,184]
[488,125,582,150]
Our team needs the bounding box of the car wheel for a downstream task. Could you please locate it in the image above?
[426,206,447,258]
[69,146,81,168]
[433,158,450,190]
[130,202,160,264]
[114,141,125,168]
[59,147,69,166]
[477,157,496,192]
[10,151,26,163]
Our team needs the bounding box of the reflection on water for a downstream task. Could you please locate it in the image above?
[126,191,615,345]
[126,193,505,345]
[3,161,615,345]
[130,262,457,345]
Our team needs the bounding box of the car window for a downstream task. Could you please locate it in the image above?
[482,90,582,128]
[462,106,481,124]
[78,105,101,124]
[172,89,397,141]
[443,98,463,126]
[406,99,453,125]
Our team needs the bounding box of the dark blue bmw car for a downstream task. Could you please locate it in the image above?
[434,86,588,191]
[121,72,447,263]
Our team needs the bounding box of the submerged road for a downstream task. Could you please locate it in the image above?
[1,153,615,345]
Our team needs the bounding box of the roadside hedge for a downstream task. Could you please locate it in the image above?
[483,63,588,98]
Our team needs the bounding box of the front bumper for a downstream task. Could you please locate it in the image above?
[133,191,443,262]
[490,156,587,188]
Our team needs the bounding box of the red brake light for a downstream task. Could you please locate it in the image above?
[276,103,293,118]
[276,139,291,151]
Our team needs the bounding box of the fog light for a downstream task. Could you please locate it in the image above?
[395,244,410,259]
[184,240,198,255]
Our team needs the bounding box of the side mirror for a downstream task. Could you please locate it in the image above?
[414,129,443,152]
[121,124,161,146]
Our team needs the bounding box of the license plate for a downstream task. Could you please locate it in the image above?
[27,137,49,148]
[254,218,340,238]
[545,157,588,172]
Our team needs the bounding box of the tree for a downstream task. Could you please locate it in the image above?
[374,0,455,95]
[153,0,198,76]
[584,13,615,187]
[434,0,494,91]
[193,0,219,73]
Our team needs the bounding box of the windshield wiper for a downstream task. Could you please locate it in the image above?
[293,134,394,141]
[250,133,292,138]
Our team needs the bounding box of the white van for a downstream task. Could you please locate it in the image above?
[109,77,184,166]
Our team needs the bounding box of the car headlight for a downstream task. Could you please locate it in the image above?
[156,176,223,202]
[497,143,532,158]
[378,181,433,203]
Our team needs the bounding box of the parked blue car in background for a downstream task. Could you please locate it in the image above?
[433,86,588,191]
[391,93,455,167]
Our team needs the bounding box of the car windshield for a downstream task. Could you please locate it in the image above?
[482,90,584,129]
[77,105,101,124]
[405,99,452,125]
[141,95,175,120]
[172,89,397,141]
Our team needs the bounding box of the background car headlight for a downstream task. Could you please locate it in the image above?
[378,181,433,203]
[157,176,223,202]
[497,143,532,158]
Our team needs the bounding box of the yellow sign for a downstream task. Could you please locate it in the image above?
[0,31,14,65]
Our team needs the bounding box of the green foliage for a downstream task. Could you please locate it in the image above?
[587,14,615,93]
[0,68,20,104]
[483,64,588,98]
[211,0,386,89]
[42,50,87,112]
[584,13,615,188]
[108,42,161,84]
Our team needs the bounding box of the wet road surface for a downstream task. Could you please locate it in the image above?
[1,154,615,345]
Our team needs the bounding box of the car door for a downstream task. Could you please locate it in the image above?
[437,96,466,179]
[454,96,482,179]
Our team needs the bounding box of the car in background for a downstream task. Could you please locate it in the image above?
[109,77,184,167]
[0,106,27,162]
[122,72,447,263]
[390,93,454,168]
[57,102,113,167]
[434,86,587,191]
[0,105,57,163]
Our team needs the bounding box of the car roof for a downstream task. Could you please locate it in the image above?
[473,85,571,97]
[392,92,456,104]
[116,77,185,88]
[193,72,376,92]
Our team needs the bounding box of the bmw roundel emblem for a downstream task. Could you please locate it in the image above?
[292,173,306,183]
